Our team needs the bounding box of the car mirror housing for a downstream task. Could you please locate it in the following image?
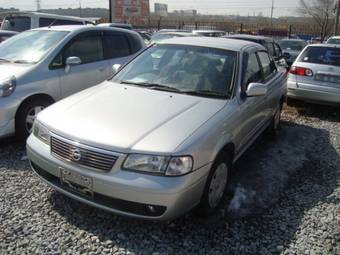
[65,56,81,66]
[112,64,121,75]
[246,83,267,97]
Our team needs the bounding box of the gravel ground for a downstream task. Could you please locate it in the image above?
[0,102,339,255]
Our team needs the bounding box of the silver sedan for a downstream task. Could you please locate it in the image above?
[27,37,287,220]
[288,44,340,105]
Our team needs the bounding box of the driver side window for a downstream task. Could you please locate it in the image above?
[243,52,262,91]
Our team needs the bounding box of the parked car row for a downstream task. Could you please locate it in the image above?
[0,20,338,221]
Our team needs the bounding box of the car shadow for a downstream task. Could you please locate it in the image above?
[48,119,339,254]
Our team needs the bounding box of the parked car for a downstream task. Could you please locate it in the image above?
[135,30,152,45]
[0,30,18,43]
[326,36,340,45]
[277,39,308,66]
[1,12,93,32]
[97,23,133,30]
[151,31,196,43]
[192,30,226,37]
[288,44,340,105]
[27,37,287,220]
[0,25,145,139]
[225,34,287,67]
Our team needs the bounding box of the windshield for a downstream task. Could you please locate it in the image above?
[327,38,340,45]
[113,44,237,99]
[0,30,69,64]
[1,16,31,32]
[278,40,306,51]
[298,46,340,67]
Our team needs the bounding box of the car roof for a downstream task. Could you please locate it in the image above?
[32,25,138,35]
[154,32,194,36]
[158,37,264,51]
[193,30,225,33]
[278,39,306,42]
[328,36,340,39]
[307,43,340,48]
[227,34,272,41]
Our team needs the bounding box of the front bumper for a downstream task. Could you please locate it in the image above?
[27,135,210,220]
[287,80,340,105]
[0,97,19,138]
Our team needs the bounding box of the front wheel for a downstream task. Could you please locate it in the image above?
[195,152,231,217]
[268,102,283,134]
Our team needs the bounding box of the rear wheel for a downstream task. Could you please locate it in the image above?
[16,98,52,140]
[195,152,231,217]
[268,102,283,134]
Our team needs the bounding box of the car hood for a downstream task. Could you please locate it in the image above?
[0,63,33,80]
[39,82,227,154]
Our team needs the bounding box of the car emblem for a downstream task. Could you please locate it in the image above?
[70,148,82,162]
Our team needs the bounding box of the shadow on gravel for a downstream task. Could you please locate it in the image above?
[48,121,339,254]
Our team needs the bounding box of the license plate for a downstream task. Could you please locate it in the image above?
[315,74,340,84]
[59,167,93,198]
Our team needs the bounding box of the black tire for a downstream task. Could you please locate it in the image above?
[194,151,232,217]
[15,97,52,140]
[268,101,283,134]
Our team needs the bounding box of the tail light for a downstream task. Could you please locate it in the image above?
[289,66,313,77]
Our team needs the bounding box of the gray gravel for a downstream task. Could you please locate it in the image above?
[0,103,339,255]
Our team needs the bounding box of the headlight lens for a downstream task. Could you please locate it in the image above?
[123,154,193,176]
[33,120,50,145]
[0,76,16,97]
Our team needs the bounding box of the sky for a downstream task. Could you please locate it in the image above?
[0,0,302,17]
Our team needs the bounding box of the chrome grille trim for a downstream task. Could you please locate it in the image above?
[50,134,121,172]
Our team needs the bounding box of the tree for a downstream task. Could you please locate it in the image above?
[299,0,336,40]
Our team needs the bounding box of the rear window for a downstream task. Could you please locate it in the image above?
[327,38,340,45]
[298,46,340,67]
[1,16,31,32]
[39,18,83,27]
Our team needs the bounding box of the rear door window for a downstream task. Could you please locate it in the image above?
[1,16,31,32]
[298,46,340,66]
[103,33,131,59]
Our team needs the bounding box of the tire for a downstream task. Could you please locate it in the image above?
[268,101,283,134]
[195,151,232,217]
[15,97,52,140]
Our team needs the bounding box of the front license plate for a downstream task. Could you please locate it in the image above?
[59,167,93,198]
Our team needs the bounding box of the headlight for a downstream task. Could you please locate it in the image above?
[33,120,50,145]
[123,154,193,176]
[0,76,16,97]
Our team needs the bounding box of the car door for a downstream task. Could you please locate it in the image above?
[57,31,109,98]
[257,51,283,118]
[237,50,268,149]
[102,31,134,76]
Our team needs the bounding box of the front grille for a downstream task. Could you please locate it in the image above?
[31,162,166,217]
[51,135,119,172]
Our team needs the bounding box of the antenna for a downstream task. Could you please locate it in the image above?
[36,0,41,11]
[270,0,274,27]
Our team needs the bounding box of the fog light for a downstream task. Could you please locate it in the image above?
[147,205,156,213]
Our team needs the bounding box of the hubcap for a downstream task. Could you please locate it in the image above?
[26,106,44,133]
[208,163,228,208]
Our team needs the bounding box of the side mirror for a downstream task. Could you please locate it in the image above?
[65,56,81,66]
[246,83,267,97]
[112,64,121,75]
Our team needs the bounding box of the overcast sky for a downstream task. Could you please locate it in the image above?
[0,0,302,17]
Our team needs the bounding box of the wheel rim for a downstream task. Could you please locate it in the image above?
[25,106,44,133]
[208,163,228,208]
[274,106,281,129]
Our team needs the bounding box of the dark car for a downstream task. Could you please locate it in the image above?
[225,35,286,67]
[0,30,18,43]
[277,39,307,66]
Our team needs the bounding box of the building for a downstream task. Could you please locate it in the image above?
[110,0,150,25]
[173,9,197,16]
[154,3,168,17]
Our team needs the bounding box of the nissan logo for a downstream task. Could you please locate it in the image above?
[70,148,82,162]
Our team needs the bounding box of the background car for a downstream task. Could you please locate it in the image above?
[1,12,93,32]
[0,30,18,43]
[0,25,145,139]
[151,31,196,43]
[288,44,340,105]
[277,39,308,67]
[192,30,226,37]
[27,37,287,221]
[326,36,340,45]
[97,22,133,30]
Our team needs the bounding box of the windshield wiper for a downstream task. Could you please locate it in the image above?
[182,90,227,98]
[119,81,181,92]
[13,60,36,64]
[0,58,11,63]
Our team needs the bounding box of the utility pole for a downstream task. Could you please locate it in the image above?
[109,0,112,22]
[36,0,41,11]
[270,0,274,27]
[335,0,340,35]
[79,0,82,17]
